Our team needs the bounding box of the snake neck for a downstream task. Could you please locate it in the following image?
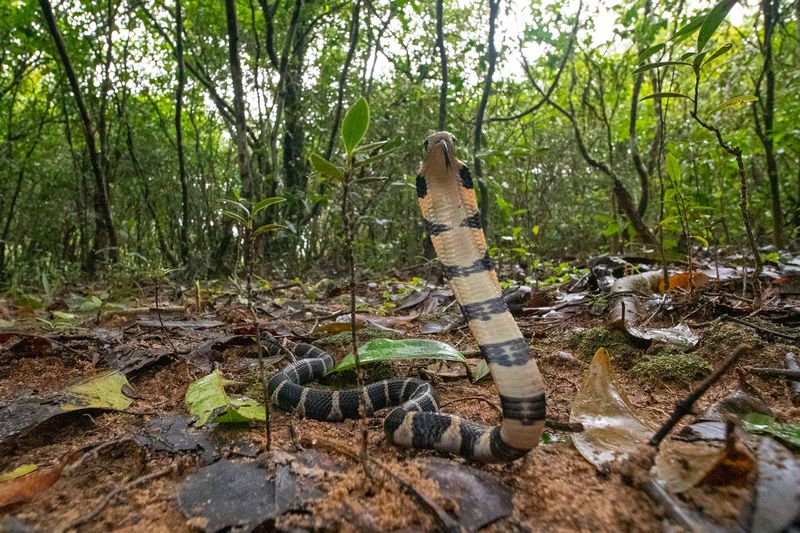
[418,160,545,452]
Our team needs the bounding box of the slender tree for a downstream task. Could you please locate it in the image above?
[39,0,118,266]
[225,0,254,203]
[473,0,500,230]
[175,0,191,264]
[753,0,784,248]
[325,1,361,160]
[435,0,447,131]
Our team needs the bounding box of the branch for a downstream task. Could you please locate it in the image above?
[489,4,581,123]
[650,344,751,447]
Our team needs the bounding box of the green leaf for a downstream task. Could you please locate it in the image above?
[665,153,681,182]
[252,223,288,238]
[692,51,708,72]
[602,223,621,237]
[697,0,738,52]
[0,464,39,482]
[353,140,390,153]
[703,43,733,66]
[472,359,491,382]
[222,210,250,229]
[77,295,103,313]
[333,338,465,372]
[742,412,800,449]
[670,14,706,43]
[252,196,286,216]
[640,92,693,102]
[341,97,370,154]
[632,61,692,75]
[692,235,710,247]
[532,225,540,236]
[310,153,344,181]
[705,95,758,118]
[61,370,134,411]
[637,43,665,64]
[353,148,397,169]
[52,311,78,321]
[219,199,250,216]
[185,370,266,427]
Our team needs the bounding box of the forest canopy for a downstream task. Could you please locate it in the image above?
[1,0,798,287]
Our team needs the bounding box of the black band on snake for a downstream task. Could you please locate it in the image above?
[267,132,546,462]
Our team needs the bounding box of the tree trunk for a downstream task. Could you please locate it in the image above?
[324,1,361,160]
[39,0,118,265]
[435,0,448,131]
[225,0,254,202]
[175,0,191,264]
[473,0,500,231]
[760,0,784,248]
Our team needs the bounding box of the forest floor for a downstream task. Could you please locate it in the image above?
[0,257,799,532]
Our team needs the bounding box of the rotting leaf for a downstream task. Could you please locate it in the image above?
[61,370,134,411]
[312,320,366,335]
[419,458,513,532]
[626,323,699,349]
[570,348,655,467]
[333,338,465,372]
[176,459,324,532]
[749,437,800,533]
[0,451,79,510]
[0,371,134,444]
[185,370,266,427]
[741,413,800,449]
[652,440,733,493]
[654,420,756,494]
[135,414,218,464]
[136,319,225,330]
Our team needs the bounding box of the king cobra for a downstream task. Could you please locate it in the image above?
[267,132,546,462]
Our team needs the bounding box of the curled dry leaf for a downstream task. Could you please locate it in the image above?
[608,271,662,329]
[569,348,654,467]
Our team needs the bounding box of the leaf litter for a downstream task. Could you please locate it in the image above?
[0,266,799,531]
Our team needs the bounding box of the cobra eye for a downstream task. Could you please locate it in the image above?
[423,139,429,151]
[450,135,457,144]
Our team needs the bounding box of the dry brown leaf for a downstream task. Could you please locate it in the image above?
[0,451,80,510]
[658,272,710,294]
[570,348,655,467]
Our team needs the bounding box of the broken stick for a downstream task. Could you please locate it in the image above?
[649,344,751,447]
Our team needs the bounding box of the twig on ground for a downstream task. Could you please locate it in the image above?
[747,366,800,382]
[154,277,180,359]
[304,436,461,533]
[102,305,186,318]
[60,465,174,532]
[785,353,800,404]
[723,315,799,342]
[545,419,584,432]
[649,344,751,447]
[439,395,500,415]
[64,436,142,475]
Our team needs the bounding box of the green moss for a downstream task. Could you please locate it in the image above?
[701,322,761,353]
[570,327,639,366]
[630,351,711,384]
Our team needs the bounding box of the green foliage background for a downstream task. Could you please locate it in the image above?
[0,0,797,288]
